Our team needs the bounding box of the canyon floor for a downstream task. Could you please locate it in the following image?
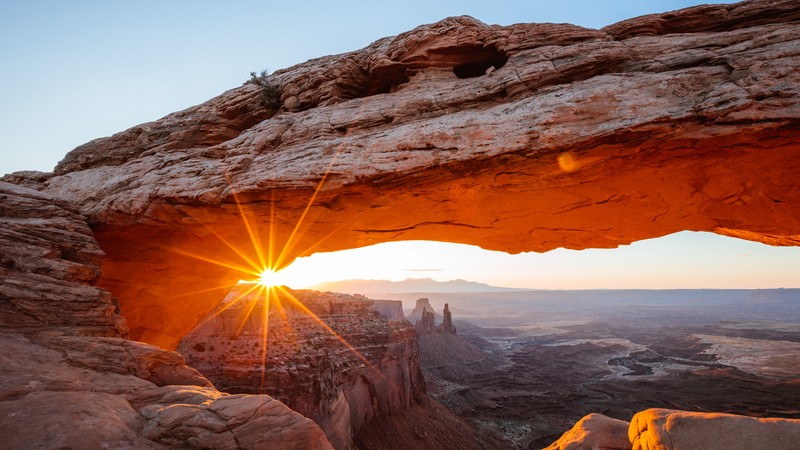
[398,290,800,449]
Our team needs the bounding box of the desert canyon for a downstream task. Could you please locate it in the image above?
[1,0,800,448]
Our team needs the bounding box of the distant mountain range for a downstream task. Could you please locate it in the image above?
[310,278,528,295]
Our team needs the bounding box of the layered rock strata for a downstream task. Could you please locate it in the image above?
[0,182,124,337]
[177,288,426,450]
[9,0,794,349]
[0,183,332,449]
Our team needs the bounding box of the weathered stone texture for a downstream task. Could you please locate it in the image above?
[0,185,331,449]
[26,0,800,349]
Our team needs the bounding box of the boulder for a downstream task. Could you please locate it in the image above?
[630,408,800,450]
[544,413,631,450]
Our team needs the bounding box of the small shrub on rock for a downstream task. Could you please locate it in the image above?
[247,70,282,110]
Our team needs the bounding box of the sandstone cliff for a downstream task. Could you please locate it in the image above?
[177,287,425,450]
[368,299,405,320]
[0,182,332,449]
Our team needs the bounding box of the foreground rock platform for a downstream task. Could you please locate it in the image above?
[546,409,800,450]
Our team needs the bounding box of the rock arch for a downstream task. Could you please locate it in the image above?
[39,0,800,349]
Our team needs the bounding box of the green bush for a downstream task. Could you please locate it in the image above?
[248,70,282,110]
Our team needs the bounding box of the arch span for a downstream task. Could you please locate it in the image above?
[43,2,800,348]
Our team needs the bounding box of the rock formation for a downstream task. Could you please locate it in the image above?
[439,303,456,334]
[2,0,800,448]
[0,183,332,449]
[629,408,800,450]
[0,182,125,337]
[408,298,437,323]
[177,287,426,450]
[414,303,503,395]
[543,413,631,450]
[415,302,457,335]
[0,0,792,349]
[368,299,405,320]
[546,409,800,450]
[416,310,437,335]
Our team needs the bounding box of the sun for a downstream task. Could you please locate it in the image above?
[258,269,283,288]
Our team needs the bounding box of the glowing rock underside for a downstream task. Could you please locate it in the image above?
[38,0,800,349]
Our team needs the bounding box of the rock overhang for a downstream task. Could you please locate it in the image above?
[30,0,800,349]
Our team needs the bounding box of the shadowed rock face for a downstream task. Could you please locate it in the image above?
[0,183,332,449]
[16,1,800,350]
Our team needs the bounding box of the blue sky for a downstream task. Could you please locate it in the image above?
[4,0,797,289]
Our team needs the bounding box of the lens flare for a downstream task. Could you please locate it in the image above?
[163,113,382,392]
[558,152,578,172]
[258,269,282,287]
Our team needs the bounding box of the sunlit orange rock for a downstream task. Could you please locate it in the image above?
[18,1,800,351]
[543,413,631,450]
[629,408,800,450]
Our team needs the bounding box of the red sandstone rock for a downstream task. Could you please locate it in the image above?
[2,1,800,447]
[0,181,125,337]
[177,287,426,450]
[629,408,800,450]
[19,0,797,349]
[543,413,631,450]
[0,185,332,449]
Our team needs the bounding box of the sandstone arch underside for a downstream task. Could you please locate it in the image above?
[41,0,800,349]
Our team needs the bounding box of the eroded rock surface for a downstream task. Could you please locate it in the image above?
[545,408,800,450]
[177,287,426,450]
[2,2,800,447]
[0,182,124,337]
[629,408,800,450]
[408,298,437,323]
[11,0,794,349]
[0,184,331,449]
[543,413,631,450]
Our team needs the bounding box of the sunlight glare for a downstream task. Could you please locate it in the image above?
[259,269,283,288]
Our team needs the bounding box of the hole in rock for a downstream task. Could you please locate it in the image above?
[452,45,509,78]
[274,233,800,291]
[365,65,412,96]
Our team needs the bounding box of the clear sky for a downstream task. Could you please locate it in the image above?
[277,232,800,290]
[3,0,797,289]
